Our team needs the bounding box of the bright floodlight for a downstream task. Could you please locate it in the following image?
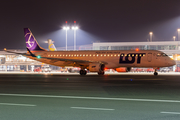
[178,29,180,31]
[173,36,176,39]
[72,26,79,30]
[149,32,153,35]
[63,26,70,30]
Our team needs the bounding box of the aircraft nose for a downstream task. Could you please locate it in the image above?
[172,60,176,66]
[170,60,176,66]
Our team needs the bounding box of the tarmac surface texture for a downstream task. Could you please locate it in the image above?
[0,73,180,120]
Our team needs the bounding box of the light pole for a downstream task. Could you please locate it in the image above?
[149,32,153,42]
[63,21,70,50]
[178,29,180,41]
[173,36,176,41]
[72,21,79,50]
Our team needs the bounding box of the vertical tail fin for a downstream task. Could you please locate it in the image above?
[24,28,46,51]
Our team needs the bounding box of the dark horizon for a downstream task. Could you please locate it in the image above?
[1,0,180,49]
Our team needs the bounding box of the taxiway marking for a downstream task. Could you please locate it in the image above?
[0,93,180,103]
[71,107,114,111]
[0,103,36,107]
[161,112,180,115]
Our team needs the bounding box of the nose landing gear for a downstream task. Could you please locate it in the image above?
[154,69,158,76]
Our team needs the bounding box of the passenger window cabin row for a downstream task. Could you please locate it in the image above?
[47,54,146,57]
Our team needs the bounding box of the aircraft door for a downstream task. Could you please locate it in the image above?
[147,53,152,62]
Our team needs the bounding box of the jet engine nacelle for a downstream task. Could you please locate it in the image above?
[89,63,105,72]
[116,67,131,72]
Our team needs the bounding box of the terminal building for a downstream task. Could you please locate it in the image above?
[0,41,180,72]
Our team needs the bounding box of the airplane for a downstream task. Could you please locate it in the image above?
[5,28,176,75]
[49,37,131,73]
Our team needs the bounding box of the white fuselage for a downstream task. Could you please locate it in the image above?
[27,50,175,69]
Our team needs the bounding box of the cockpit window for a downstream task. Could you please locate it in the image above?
[162,53,168,57]
[157,53,161,57]
[157,53,168,57]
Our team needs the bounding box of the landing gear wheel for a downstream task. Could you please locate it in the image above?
[84,70,87,75]
[154,72,158,76]
[98,71,105,75]
[80,70,87,75]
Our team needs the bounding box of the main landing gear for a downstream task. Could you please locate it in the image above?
[154,69,158,76]
[98,71,104,75]
[80,69,87,75]
[98,64,105,75]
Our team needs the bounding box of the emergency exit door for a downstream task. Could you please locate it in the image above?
[147,53,152,62]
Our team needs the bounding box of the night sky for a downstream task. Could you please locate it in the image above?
[1,0,180,49]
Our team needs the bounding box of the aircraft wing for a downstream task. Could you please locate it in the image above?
[4,49,31,56]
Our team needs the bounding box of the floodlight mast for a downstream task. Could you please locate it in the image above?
[149,32,153,42]
[178,29,180,41]
[173,36,176,41]
[72,21,79,50]
[63,21,69,50]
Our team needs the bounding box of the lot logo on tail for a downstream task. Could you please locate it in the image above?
[25,32,35,49]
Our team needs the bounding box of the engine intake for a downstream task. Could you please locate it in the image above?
[89,63,105,72]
